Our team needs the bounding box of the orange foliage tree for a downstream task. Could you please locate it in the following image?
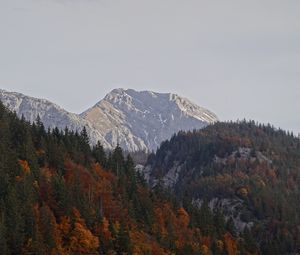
[224,232,238,255]
[68,209,99,254]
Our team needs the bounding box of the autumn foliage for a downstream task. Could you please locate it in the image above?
[1,102,298,254]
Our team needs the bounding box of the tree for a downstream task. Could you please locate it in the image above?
[5,186,25,254]
[110,145,125,176]
[115,222,132,254]
[0,219,9,255]
[92,141,106,166]
[178,207,190,228]
[80,126,89,145]
[242,227,256,253]
[213,209,226,237]
[226,217,236,237]
[198,201,213,235]
[224,232,238,255]
[69,209,99,254]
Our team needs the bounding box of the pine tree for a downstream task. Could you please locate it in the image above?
[5,186,25,254]
[110,144,125,176]
[226,217,237,237]
[92,141,106,166]
[80,126,89,145]
[243,227,256,253]
[213,209,226,237]
[115,222,132,255]
[198,201,213,235]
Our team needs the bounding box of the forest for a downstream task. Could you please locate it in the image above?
[0,100,258,255]
[147,121,300,254]
[0,100,298,254]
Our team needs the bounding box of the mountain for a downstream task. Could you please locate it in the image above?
[0,88,218,151]
[144,121,300,254]
[0,89,111,148]
[81,88,218,151]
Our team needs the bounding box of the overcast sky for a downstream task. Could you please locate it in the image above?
[0,0,300,133]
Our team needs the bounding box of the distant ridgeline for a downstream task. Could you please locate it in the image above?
[0,88,218,152]
[145,120,300,254]
[0,101,260,254]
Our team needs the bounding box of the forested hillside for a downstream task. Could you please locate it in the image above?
[0,102,256,254]
[146,121,300,254]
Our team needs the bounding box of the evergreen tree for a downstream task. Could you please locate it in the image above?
[226,217,237,237]
[213,209,226,237]
[198,201,213,235]
[5,186,25,254]
[92,141,106,166]
[243,227,257,253]
[115,222,132,255]
[80,126,89,145]
[110,144,125,176]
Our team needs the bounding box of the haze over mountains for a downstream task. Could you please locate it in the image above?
[0,88,218,151]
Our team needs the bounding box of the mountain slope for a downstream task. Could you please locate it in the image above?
[144,121,300,254]
[0,88,218,151]
[81,88,218,151]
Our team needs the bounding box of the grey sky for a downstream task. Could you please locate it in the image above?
[1,0,300,133]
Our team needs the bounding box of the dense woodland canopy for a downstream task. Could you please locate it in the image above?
[148,121,300,254]
[0,100,299,254]
[0,102,253,254]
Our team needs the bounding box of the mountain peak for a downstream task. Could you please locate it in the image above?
[101,88,218,124]
[83,88,218,151]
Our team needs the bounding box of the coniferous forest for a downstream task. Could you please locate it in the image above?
[0,100,299,255]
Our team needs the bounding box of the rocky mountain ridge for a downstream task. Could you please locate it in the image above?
[0,88,218,151]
